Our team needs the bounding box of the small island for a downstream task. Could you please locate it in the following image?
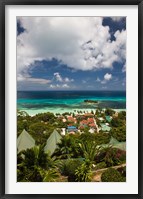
[84,99,98,104]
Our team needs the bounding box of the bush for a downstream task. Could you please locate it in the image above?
[95,162,107,170]
[95,133,111,145]
[105,108,115,116]
[117,166,126,178]
[59,159,82,182]
[29,122,54,145]
[101,168,125,182]
[118,111,126,120]
[95,147,126,167]
[104,148,126,167]
[34,112,55,122]
[111,118,124,127]
[94,149,107,163]
[110,126,126,142]
[75,160,92,182]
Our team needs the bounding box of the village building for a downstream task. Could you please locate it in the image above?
[105,115,112,122]
[98,117,104,121]
[62,118,67,123]
[17,129,35,153]
[89,128,95,134]
[67,126,78,133]
[67,116,77,123]
[44,129,62,156]
[61,128,66,136]
[100,123,111,132]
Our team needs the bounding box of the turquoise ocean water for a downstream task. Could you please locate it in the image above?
[17,91,126,115]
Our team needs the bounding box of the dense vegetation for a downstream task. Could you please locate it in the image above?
[101,167,126,182]
[17,109,126,182]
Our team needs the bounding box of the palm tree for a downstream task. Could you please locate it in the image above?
[75,160,92,182]
[17,110,29,117]
[78,140,101,162]
[42,169,60,182]
[17,145,59,182]
[53,135,81,159]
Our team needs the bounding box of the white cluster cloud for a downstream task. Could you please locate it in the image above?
[64,77,74,83]
[17,17,126,80]
[54,72,63,82]
[104,73,112,81]
[53,72,74,83]
[62,84,70,88]
[50,83,69,89]
[101,73,112,84]
[48,72,73,89]
[96,73,112,84]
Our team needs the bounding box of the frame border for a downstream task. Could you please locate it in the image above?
[0,0,143,198]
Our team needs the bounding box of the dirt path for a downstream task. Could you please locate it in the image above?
[92,163,126,182]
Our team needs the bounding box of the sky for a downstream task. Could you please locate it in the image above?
[17,16,126,91]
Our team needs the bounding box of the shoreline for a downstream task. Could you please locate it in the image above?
[18,107,126,116]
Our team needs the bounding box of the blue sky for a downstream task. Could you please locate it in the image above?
[17,17,126,91]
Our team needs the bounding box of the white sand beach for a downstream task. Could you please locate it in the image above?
[19,107,126,116]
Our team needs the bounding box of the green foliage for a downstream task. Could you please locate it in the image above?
[95,147,126,167]
[29,122,54,145]
[117,166,126,178]
[17,110,29,117]
[17,109,126,182]
[59,159,82,181]
[34,112,55,122]
[29,122,48,135]
[118,111,126,120]
[54,133,110,162]
[111,117,124,127]
[101,168,125,182]
[94,148,107,163]
[17,145,56,182]
[104,148,126,167]
[91,110,94,115]
[56,119,67,128]
[95,162,107,170]
[110,126,126,142]
[80,132,111,145]
[17,111,31,135]
[94,133,111,145]
[42,169,60,182]
[62,112,70,116]
[80,132,96,142]
[17,120,30,135]
[53,135,82,159]
[105,108,115,116]
[95,108,102,117]
[75,160,92,182]
[78,140,100,162]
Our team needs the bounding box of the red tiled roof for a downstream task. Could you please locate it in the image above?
[68,124,73,126]
[80,120,88,124]
[89,123,96,127]
[67,116,76,122]
[87,118,94,123]
[68,116,74,119]
[79,126,84,129]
